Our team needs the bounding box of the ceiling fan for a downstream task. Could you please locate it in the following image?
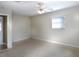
[15,1,52,14]
[36,1,52,14]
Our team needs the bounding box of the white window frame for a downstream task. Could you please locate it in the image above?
[52,17,64,29]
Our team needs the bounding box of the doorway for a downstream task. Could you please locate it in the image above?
[0,16,7,50]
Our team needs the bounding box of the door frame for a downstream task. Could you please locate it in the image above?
[3,16,7,49]
[0,14,9,49]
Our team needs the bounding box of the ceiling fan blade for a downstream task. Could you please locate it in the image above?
[44,8,53,12]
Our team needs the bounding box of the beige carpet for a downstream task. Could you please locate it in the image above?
[0,39,79,57]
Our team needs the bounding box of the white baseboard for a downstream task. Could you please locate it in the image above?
[13,37,31,46]
[33,37,79,48]
[14,36,31,42]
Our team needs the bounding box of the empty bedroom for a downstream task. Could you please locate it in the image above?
[0,0,79,57]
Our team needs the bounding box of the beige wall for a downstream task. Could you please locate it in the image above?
[31,6,79,47]
[12,15,31,42]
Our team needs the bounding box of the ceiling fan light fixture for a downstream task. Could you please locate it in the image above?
[37,9,45,14]
[37,9,46,14]
[37,10,42,14]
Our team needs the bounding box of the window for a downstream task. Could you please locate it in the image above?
[52,17,64,29]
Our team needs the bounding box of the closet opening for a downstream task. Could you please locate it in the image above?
[0,16,7,50]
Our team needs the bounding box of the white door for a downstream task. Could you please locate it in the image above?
[0,16,3,45]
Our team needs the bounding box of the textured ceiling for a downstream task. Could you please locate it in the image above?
[0,1,79,16]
